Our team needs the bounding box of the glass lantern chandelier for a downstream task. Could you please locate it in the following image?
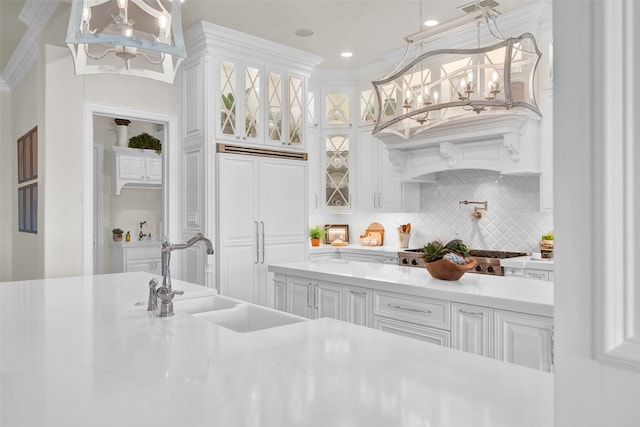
[372,6,542,139]
[65,0,187,84]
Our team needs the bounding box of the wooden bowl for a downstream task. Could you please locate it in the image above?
[424,258,478,281]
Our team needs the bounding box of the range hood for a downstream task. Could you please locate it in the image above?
[379,112,541,181]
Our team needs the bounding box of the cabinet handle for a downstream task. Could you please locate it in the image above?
[372,194,376,208]
[255,221,259,264]
[314,284,318,309]
[459,309,484,316]
[307,283,313,308]
[260,221,265,264]
[350,290,367,296]
[387,303,431,314]
[315,194,318,209]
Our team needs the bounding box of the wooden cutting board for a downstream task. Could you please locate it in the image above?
[360,222,385,246]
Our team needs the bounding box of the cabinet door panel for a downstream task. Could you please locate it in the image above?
[451,303,494,358]
[119,156,145,181]
[315,281,343,320]
[346,287,372,327]
[146,157,163,183]
[260,159,307,242]
[288,277,313,319]
[494,310,554,372]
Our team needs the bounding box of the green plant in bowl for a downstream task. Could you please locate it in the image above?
[128,132,162,153]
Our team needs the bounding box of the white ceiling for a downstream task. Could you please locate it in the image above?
[1,0,541,78]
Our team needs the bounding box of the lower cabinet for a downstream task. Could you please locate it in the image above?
[494,310,554,373]
[273,273,554,372]
[451,302,494,358]
[111,243,162,275]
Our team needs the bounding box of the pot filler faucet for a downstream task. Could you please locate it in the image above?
[148,233,214,317]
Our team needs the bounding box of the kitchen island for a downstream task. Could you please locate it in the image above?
[1,272,552,426]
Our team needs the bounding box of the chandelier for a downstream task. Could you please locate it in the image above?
[372,6,542,139]
[65,0,187,84]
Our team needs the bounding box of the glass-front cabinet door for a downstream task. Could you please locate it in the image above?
[323,90,353,128]
[324,131,352,209]
[217,58,262,143]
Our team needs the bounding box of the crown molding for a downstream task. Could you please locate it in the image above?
[0,0,59,92]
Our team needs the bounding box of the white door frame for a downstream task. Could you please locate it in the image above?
[82,102,180,277]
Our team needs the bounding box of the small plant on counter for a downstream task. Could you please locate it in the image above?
[309,226,326,240]
[112,228,124,242]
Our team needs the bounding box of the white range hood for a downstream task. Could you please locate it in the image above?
[377,112,541,181]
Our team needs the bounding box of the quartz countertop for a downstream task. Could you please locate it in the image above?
[500,255,555,271]
[1,272,552,426]
[269,260,553,317]
[310,244,402,256]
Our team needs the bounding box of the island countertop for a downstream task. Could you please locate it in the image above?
[1,272,552,427]
[269,259,554,317]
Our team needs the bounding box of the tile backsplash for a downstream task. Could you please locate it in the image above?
[310,170,553,253]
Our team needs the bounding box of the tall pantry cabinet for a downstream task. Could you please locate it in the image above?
[181,22,322,302]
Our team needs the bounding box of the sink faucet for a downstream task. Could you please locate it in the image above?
[155,233,215,317]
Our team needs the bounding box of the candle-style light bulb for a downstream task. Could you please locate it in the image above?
[492,70,500,82]
[82,5,91,22]
[467,71,473,82]
[158,15,167,29]
[460,78,466,89]
[117,0,128,9]
[433,91,439,103]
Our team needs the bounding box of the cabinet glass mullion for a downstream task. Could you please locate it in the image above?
[267,71,283,143]
[288,75,303,145]
[220,60,237,136]
[325,133,350,207]
[245,66,260,138]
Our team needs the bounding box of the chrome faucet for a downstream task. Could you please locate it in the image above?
[155,233,215,317]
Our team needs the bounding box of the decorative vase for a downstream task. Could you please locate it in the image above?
[424,258,478,281]
[113,233,123,242]
[114,118,130,147]
[310,238,320,247]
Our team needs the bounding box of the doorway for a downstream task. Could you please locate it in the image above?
[82,102,180,278]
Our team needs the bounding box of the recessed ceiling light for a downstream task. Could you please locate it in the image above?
[424,19,439,27]
[341,51,353,58]
[295,29,315,38]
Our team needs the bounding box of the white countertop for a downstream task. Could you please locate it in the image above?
[310,244,402,256]
[500,255,555,271]
[1,272,552,426]
[270,260,554,317]
[110,239,163,248]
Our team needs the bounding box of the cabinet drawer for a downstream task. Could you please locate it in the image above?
[504,267,524,277]
[373,316,450,347]
[125,246,162,260]
[373,290,450,330]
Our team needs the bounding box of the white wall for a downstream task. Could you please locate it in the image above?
[0,91,12,280]
[9,64,42,280]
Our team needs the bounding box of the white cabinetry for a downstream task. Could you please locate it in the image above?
[287,276,343,320]
[372,290,451,346]
[345,286,372,327]
[111,243,162,275]
[451,303,494,357]
[494,310,554,373]
[217,152,308,306]
[504,266,553,282]
[110,147,162,195]
[354,130,419,212]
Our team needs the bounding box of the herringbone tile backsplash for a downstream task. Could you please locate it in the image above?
[310,170,553,253]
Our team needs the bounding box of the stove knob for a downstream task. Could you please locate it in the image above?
[402,258,409,264]
[411,259,419,265]
[487,266,495,273]
[475,265,483,272]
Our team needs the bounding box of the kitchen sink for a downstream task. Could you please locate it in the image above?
[192,303,307,333]
[175,294,240,314]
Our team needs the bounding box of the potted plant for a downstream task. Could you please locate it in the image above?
[309,226,326,247]
[112,228,124,242]
[422,239,477,281]
[128,132,162,154]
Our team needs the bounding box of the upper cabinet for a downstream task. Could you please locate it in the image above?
[322,89,354,128]
[216,58,306,148]
[184,22,323,151]
[110,147,162,195]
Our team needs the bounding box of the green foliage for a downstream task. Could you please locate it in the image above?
[128,133,161,153]
[112,228,124,234]
[444,239,470,257]
[309,226,326,239]
[423,239,471,262]
[541,233,554,240]
[423,240,447,263]
[221,92,235,112]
